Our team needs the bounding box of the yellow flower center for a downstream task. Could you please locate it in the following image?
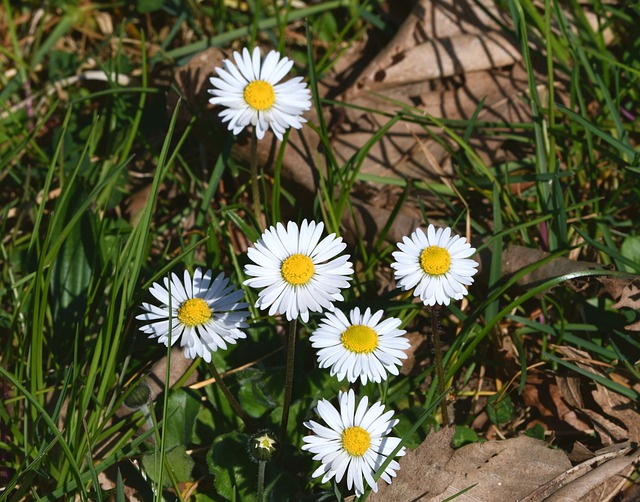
[177,298,211,327]
[281,254,315,286]
[255,433,277,453]
[342,426,371,457]
[420,246,451,275]
[243,80,276,111]
[341,325,378,354]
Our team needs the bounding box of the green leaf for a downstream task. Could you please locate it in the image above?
[115,468,125,502]
[314,12,338,42]
[206,431,299,501]
[524,423,546,440]
[48,50,79,80]
[451,425,484,448]
[621,236,640,272]
[237,368,278,418]
[393,407,437,449]
[136,0,164,13]
[486,394,514,426]
[141,445,194,486]
[50,185,98,330]
[207,432,253,501]
[164,388,200,449]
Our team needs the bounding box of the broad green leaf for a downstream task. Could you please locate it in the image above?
[486,394,514,426]
[237,368,278,418]
[136,0,163,14]
[141,445,195,486]
[50,185,98,329]
[207,432,253,501]
[524,423,546,440]
[621,236,640,272]
[164,388,200,449]
[452,425,484,448]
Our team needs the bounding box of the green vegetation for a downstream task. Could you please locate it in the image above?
[1,0,639,500]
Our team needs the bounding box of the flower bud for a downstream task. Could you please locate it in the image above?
[247,429,278,463]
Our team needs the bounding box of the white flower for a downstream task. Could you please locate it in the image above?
[302,389,405,497]
[391,224,478,306]
[208,46,312,141]
[136,268,249,362]
[243,220,353,323]
[310,307,410,384]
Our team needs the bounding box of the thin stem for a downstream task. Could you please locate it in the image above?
[280,318,298,446]
[208,360,253,430]
[256,460,266,502]
[430,306,450,425]
[250,130,262,229]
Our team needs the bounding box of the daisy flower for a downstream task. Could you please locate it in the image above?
[310,307,410,384]
[391,224,478,306]
[302,389,406,497]
[208,46,312,141]
[136,268,250,363]
[243,220,353,323]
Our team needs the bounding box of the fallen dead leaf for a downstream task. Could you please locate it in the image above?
[400,331,425,375]
[369,427,572,501]
[554,346,640,445]
[521,442,640,502]
[522,371,592,435]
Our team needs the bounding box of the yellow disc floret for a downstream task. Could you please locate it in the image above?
[341,426,371,457]
[281,254,315,286]
[341,325,378,354]
[419,245,451,275]
[177,298,211,327]
[244,80,276,110]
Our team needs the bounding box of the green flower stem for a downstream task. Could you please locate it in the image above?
[280,318,298,446]
[250,130,262,229]
[430,306,450,425]
[257,460,266,502]
[208,360,253,430]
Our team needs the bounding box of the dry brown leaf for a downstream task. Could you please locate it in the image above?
[611,282,640,310]
[400,331,424,375]
[554,346,640,445]
[357,32,520,90]
[521,442,640,502]
[622,319,640,332]
[354,0,512,92]
[497,245,605,289]
[522,372,592,434]
[370,428,572,501]
[368,426,457,501]
[590,384,640,444]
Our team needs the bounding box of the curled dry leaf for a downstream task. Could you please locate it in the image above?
[522,371,592,435]
[520,442,640,502]
[369,427,572,501]
[554,346,640,445]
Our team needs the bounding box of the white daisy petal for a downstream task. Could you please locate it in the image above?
[209,46,312,141]
[302,389,406,497]
[136,269,250,360]
[391,224,478,306]
[243,220,353,322]
[310,307,410,384]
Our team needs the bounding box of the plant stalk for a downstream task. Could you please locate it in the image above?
[257,460,266,502]
[280,318,298,446]
[208,360,252,430]
[250,130,262,229]
[430,306,450,425]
